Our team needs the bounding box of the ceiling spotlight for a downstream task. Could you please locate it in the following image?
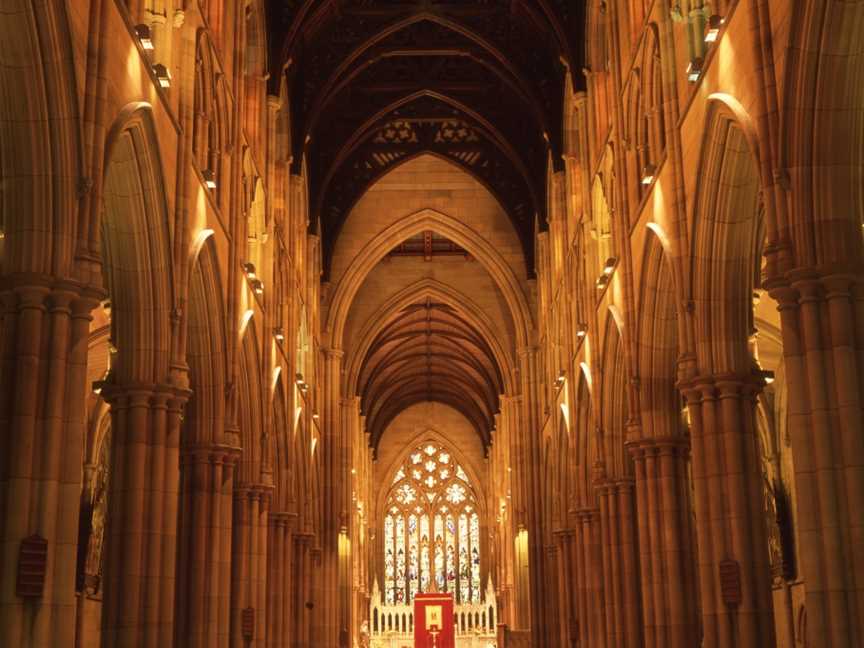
[704,15,724,43]
[687,58,703,83]
[152,63,171,88]
[135,24,154,50]
[202,168,217,190]
[641,165,656,186]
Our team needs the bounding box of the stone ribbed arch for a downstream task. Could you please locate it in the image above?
[344,278,516,397]
[100,106,174,385]
[184,240,228,445]
[636,228,681,439]
[690,101,763,376]
[326,208,533,349]
[0,0,80,277]
[781,0,864,269]
[572,371,597,508]
[237,321,265,484]
[600,312,631,479]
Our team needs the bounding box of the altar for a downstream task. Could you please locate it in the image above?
[368,581,497,648]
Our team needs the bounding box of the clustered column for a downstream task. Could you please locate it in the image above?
[596,477,642,648]
[682,374,775,648]
[230,484,271,648]
[627,434,698,648]
[100,382,188,648]
[175,445,240,648]
[573,508,605,648]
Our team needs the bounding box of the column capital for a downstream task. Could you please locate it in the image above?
[180,442,242,465]
[626,435,690,459]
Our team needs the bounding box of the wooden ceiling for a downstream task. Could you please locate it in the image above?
[357,297,504,452]
[266,0,586,278]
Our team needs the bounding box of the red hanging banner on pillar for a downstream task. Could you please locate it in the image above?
[413,593,455,648]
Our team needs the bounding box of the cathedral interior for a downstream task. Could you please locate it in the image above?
[0,1,862,647]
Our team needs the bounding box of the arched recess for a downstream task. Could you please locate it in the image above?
[781,0,864,268]
[194,31,229,200]
[570,371,597,510]
[237,321,265,484]
[184,240,228,446]
[243,0,267,149]
[100,106,174,385]
[0,0,80,276]
[636,229,681,439]
[600,314,631,479]
[690,103,763,376]
[272,375,294,512]
[326,208,532,350]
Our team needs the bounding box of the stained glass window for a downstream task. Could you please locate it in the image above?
[383,442,482,604]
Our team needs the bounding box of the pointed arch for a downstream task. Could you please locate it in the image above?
[100,105,174,384]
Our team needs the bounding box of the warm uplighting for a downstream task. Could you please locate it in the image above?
[704,15,724,43]
[242,262,257,279]
[687,58,703,83]
[641,164,656,185]
[251,279,264,295]
[762,370,776,385]
[312,412,319,421]
[603,257,617,275]
[0,230,6,240]
[555,370,566,388]
[153,63,171,88]
[596,274,609,289]
[202,169,217,190]
[576,323,588,338]
[273,326,285,341]
[134,24,154,50]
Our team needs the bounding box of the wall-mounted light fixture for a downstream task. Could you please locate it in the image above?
[641,164,656,186]
[762,369,776,385]
[134,24,154,50]
[273,326,285,341]
[312,412,319,421]
[152,63,171,88]
[687,58,703,83]
[576,323,588,339]
[704,15,724,43]
[596,274,609,290]
[202,169,217,190]
[555,370,566,388]
[242,262,257,279]
[251,279,264,295]
[603,257,617,275]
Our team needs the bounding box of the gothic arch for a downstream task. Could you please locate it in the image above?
[690,103,763,376]
[238,320,265,484]
[600,313,631,479]
[100,106,174,384]
[326,207,533,349]
[0,0,80,277]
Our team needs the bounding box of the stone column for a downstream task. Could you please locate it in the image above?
[596,478,642,648]
[291,532,314,648]
[175,444,240,648]
[516,345,547,645]
[627,435,698,648]
[320,349,343,647]
[230,484,272,648]
[0,281,99,648]
[266,511,297,648]
[552,530,576,648]
[681,374,775,648]
[770,276,864,647]
[100,382,188,648]
[573,508,605,648]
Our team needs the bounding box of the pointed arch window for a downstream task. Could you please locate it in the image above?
[383,442,481,605]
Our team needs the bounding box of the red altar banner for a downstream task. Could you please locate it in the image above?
[413,592,455,648]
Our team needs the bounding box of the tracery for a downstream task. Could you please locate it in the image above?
[382,442,481,605]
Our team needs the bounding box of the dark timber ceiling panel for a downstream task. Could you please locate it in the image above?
[266,0,586,278]
[357,297,504,453]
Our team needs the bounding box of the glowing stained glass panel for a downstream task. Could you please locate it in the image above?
[382,442,482,605]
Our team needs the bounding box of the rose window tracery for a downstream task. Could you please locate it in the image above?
[383,442,481,605]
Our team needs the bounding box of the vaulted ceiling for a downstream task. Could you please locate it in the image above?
[357,297,503,453]
[266,0,586,278]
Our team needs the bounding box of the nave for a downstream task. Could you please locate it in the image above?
[0,1,862,648]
